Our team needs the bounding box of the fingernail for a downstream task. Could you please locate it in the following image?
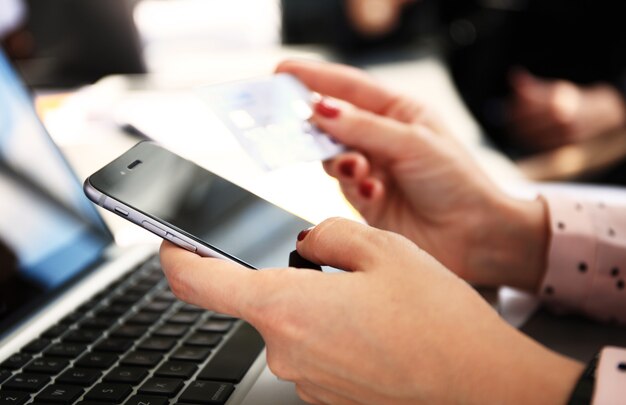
[339,161,355,177]
[297,227,313,241]
[359,182,373,199]
[314,99,340,119]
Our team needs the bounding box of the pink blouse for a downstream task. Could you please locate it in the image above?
[538,194,626,404]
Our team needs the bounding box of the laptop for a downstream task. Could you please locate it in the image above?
[0,49,305,404]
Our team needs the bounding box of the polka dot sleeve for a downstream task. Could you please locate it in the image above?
[538,194,626,323]
[592,347,626,404]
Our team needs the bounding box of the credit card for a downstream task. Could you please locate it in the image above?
[196,73,345,170]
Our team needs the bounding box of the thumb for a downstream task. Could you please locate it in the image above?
[159,240,263,319]
[296,217,411,273]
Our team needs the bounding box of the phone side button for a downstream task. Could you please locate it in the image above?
[114,207,129,217]
[142,221,167,237]
[166,233,197,253]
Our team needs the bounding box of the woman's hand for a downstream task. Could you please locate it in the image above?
[276,60,548,291]
[160,218,583,405]
[509,69,626,151]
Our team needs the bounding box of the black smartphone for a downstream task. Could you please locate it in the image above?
[84,141,315,269]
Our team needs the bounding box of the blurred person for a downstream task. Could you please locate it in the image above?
[281,0,433,53]
[281,0,626,184]
[160,60,626,404]
[7,0,145,87]
[0,0,26,39]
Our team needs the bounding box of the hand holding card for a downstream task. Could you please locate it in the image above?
[196,73,345,170]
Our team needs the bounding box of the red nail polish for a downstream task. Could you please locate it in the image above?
[297,228,312,241]
[314,99,340,119]
[339,161,355,177]
[359,182,373,199]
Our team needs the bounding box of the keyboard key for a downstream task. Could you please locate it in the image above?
[178,304,204,313]
[104,367,148,385]
[125,395,169,405]
[75,352,118,369]
[127,312,160,325]
[112,291,144,305]
[210,313,237,321]
[42,324,68,339]
[21,338,51,354]
[197,323,264,383]
[45,343,86,359]
[178,380,234,405]
[0,354,32,370]
[0,390,29,405]
[154,361,197,379]
[0,369,12,384]
[121,352,162,368]
[93,338,134,354]
[184,333,222,348]
[152,324,188,338]
[57,368,102,387]
[141,301,172,313]
[95,303,131,317]
[138,378,184,397]
[154,291,176,303]
[80,317,117,331]
[137,337,176,352]
[4,373,50,392]
[169,347,211,363]
[85,383,132,403]
[35,384,83,403]
[76,402,107,405]
[63,329,100,344]
[110,324,148,339]
[196,320,233,333]
[24,357,68,375]
[168,312,200,325]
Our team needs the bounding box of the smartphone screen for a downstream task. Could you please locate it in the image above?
[86,141,312,269]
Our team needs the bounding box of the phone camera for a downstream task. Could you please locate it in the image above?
[127,160,142,170]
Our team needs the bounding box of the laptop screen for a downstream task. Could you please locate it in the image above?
[0,49,113,333]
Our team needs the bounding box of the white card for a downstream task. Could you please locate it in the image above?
[196,73,345,170]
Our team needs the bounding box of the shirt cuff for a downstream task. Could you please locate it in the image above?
[592,346,626,404]
[538,194,626,323]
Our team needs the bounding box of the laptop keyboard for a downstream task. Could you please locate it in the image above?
[0,256,265,405]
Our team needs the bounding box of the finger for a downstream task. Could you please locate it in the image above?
[276,59,400,115]
[510,69,549,103]
[331,176,386,222]
[322,152,370,184]
[312,98,422,162]
[296,217,408,272]
[159,240,262,318]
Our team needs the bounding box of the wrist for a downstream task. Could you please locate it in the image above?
[495,331,584,405]
[468,193,549,291]
[459,317,583,404]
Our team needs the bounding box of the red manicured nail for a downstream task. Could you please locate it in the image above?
[297,228,312,241]
[339,161,355,177]
[359,182,373,199]
[314,99,340,119]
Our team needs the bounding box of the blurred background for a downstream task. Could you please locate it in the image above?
[2,0,626,191]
